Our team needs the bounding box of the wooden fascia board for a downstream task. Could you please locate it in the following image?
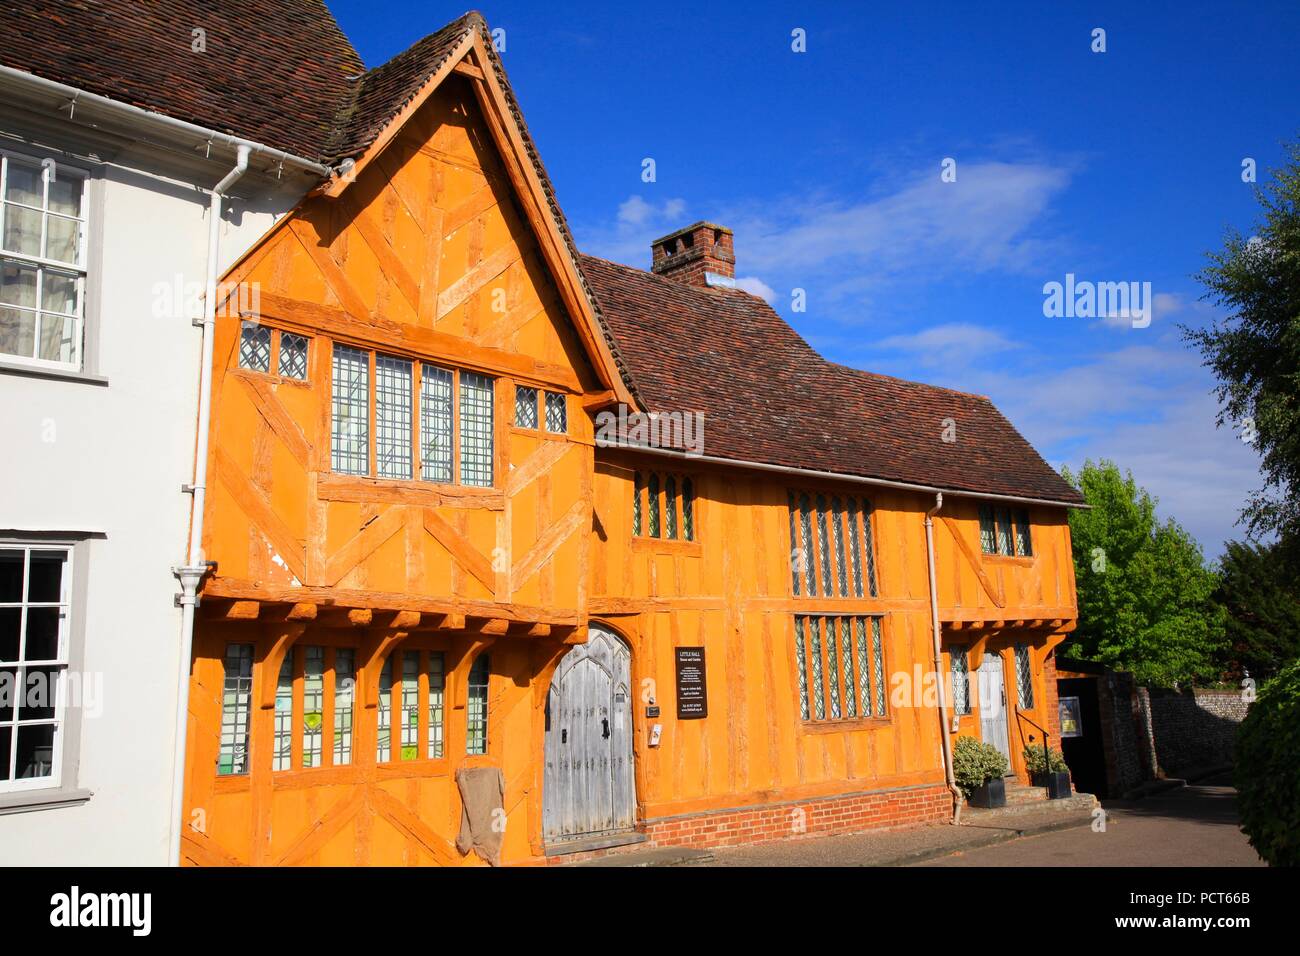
[462,34,635,408]
[320,30,479,200]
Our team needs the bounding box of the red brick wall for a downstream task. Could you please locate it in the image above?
[641,784,951,850]
[1044,651,1062,743]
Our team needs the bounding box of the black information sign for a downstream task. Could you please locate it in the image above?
[675,646,708,719]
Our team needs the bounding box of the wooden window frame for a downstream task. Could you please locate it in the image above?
[793,613,891,730]
[631,470,699,549]
[329,342,498,489]
[979,504,1033,559]
[787,489,878,599]
[236,322,312,385]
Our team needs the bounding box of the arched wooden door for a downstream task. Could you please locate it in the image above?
[543,625,635,843]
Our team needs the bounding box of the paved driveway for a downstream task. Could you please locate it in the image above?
[919,773,1263,867]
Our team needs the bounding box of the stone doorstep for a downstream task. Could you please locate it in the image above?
[962,791,1098,822]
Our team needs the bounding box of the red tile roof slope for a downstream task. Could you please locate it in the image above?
[0,0,363,159]
[579,254,1084,505]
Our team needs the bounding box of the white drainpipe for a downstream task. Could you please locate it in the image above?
[169,144,250,866]
[925,493,963,825]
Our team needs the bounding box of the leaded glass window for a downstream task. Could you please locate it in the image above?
[376,656,392,763]
[682,479,695,541]
[979,505,998,554]
[375,354,413,480]
[647,473,660,537]
[272,654,293,771]
[333,649,355,766]
[420,365,453,483]
[1014,510,1033,557]
[239,322,271,372]
[633,472,695,542]
[218,644,253,776]
[331,345,369,476]
[544,391,567,433]
[794,615,887,723]
[514,385,538,428]
[459,372,495,487]
[1015,643,1034,709]
[665,476,678,539]
[400,652,419,760]
[428,653,445,759]
[633,471,643,536]
[302,646,324,768]
[997,507,1015,556]
[788,492,878,598]
[951,646,971,715]
[278,332,309,379]
[466,654,489,755]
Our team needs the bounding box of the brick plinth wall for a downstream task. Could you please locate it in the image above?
[642,783,952,851]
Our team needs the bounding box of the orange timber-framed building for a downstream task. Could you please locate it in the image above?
[179,11,1085,867]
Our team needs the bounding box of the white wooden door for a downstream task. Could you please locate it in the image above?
[543,626,635,842]
[977,653,1012,766]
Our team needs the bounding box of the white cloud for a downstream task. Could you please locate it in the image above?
[875,322,1021,368]
[734,275,777,302]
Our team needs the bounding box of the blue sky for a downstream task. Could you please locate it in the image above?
[329,0,1300,559]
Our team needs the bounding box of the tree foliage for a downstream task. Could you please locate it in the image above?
[1235,656,1300,866]
[1185,141,1300,550]
[1062,460,1226,686]
[1216,539,1300,681]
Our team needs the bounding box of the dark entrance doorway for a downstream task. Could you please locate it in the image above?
[1059,676,1107,797]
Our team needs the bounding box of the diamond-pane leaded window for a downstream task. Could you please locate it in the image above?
[633,472,643,536]
[1014,509,1033,557]
[278,332,309,379]
[420,365,453,483]
[996,507,1015,556]
[665,476,678,539]
[218,643,253,776]
[400,652,419,760]
[647,474,660,537]
[634,472,695,541]
[331,345,369,476]
[1015,643,1034,709]
[459,372,495,487]
[375,354,413,480]
[514,385,538,428]
[795,615,887,722]
[545,391,567,433]
[239,322,271,372]
[376,656,392,763]
[979,505,998,555]
[682,479,695,541]
[951,646,971,715]
[788,492,877,598]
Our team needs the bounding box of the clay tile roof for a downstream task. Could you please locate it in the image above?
[579,254,1084,506]
[325,11,478,162]
[0,0,364,160]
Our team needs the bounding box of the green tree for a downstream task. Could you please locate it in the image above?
[1185,141,1300,553]
[1216,540,1300,680]
[1235,657,1300,866]
[1062,460,1226,685]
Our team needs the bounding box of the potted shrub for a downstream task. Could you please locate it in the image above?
[954,736,1010,808]
[1023,745,1072,799]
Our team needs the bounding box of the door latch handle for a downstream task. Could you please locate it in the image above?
[602,718,610,739]
[561,728,567,744]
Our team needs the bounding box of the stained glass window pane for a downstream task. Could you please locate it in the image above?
[331,345,369,475]
[459,372,495,487]
[420,365,453,483]
[400,652,419,760]
[302,646,324,768]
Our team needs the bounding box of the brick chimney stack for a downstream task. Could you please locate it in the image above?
[650,222,735,289]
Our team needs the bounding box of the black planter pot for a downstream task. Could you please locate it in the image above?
[1032,770,1072,799]
[968,777,1006,808]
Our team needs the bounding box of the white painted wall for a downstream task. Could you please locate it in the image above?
[0,120,308,863]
